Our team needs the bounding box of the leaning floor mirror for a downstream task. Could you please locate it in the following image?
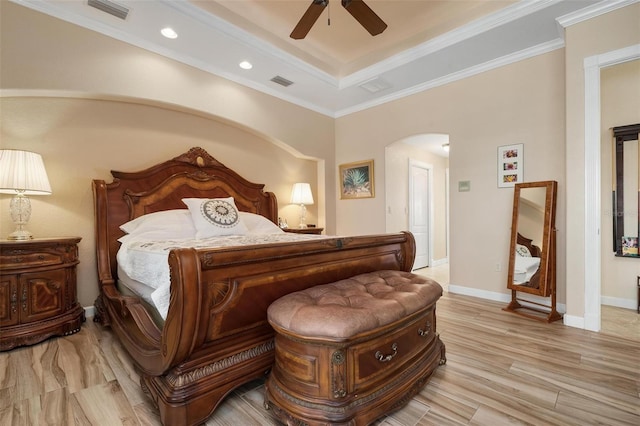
[503,180,562,322]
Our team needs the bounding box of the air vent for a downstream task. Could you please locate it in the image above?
[359,77,391,94]
[270,76,294,87]
[88,0,130,20]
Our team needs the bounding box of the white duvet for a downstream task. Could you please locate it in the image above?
[513,255,541,285]
[117,233,326,319]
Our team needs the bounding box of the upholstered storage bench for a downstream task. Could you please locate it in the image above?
[264,270,446,425]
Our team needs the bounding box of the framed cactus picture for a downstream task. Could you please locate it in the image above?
[339,159,375,199]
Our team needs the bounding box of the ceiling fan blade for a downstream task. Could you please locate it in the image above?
[290,1,327,40]
[341,0,387,36]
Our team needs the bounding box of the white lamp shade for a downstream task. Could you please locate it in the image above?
[290,183,314,205]
[0,150,52,195]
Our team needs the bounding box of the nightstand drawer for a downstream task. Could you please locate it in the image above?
[1,250,64,269]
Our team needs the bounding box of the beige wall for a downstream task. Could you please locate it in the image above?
[600,59,640,306]
[564,3,640,320]
[385,140,449,263]
[336,50,566,299]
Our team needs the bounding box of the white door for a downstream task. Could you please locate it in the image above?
[409,160,432,270]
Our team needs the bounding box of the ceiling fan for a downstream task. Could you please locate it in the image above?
[290,0,387,40]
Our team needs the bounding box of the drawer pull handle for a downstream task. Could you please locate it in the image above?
[375,343,398,362]
[418,320,432,337]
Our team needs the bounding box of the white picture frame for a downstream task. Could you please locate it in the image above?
[498,144,524,188]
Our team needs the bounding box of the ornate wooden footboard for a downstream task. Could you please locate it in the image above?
[92,148,416,425]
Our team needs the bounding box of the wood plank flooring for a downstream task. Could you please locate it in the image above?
[1,269,638,425]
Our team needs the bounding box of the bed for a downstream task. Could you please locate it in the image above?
[513,232,542,289]
[92,147,417,425]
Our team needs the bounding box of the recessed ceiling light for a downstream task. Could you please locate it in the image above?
[239,61,253,70]
[161,27,178,39]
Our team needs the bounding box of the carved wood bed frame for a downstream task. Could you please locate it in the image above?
[92,147,416,425]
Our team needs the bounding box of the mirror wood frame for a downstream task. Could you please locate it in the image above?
[504,180,561,322]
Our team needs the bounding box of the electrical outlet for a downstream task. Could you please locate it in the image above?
[495,262,501,272]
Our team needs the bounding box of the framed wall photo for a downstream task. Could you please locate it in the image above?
[339,159,375,199]
[498,144,524,188]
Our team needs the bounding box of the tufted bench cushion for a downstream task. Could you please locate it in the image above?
[268,270,443,339]
[264,270,447,426]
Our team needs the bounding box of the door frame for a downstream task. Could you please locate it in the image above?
[583,44,640,331]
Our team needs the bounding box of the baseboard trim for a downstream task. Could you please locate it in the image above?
[563,314,586,329]
[431,258,448,267]
[601,296,637,310]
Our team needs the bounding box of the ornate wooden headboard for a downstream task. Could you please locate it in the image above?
[92,147,278,279]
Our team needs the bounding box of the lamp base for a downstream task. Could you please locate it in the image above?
[297,203,308,229]
[8,194,34,240]
[7,229,34,241]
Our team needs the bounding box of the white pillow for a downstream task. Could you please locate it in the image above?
[515,244,532,257]
[240,212,284,235]
[182,197,248,238]
[120,209,196,239]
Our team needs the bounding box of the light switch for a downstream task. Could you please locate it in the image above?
[458,180,471,192]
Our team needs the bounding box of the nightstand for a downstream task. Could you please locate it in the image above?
[283,227,324,235]
[0,237,85,351]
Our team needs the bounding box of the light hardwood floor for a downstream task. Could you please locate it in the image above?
[1,268,638,426]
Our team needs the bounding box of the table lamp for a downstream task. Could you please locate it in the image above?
[0,150,52,240]
[290,182,314,229]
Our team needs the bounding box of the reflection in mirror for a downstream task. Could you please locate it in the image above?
[612,124,640,256]
[504,180,561,322]
[513,187,546,287]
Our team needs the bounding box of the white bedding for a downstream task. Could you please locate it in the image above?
[513,255,541,285]
[117,233,327,319]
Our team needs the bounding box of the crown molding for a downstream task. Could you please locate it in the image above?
[557,0,639,28]
[335,38,565,118]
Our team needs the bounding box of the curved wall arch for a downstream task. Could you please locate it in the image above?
[384,134,449,265]
[0,95,322,307]
[0,1,336,233]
